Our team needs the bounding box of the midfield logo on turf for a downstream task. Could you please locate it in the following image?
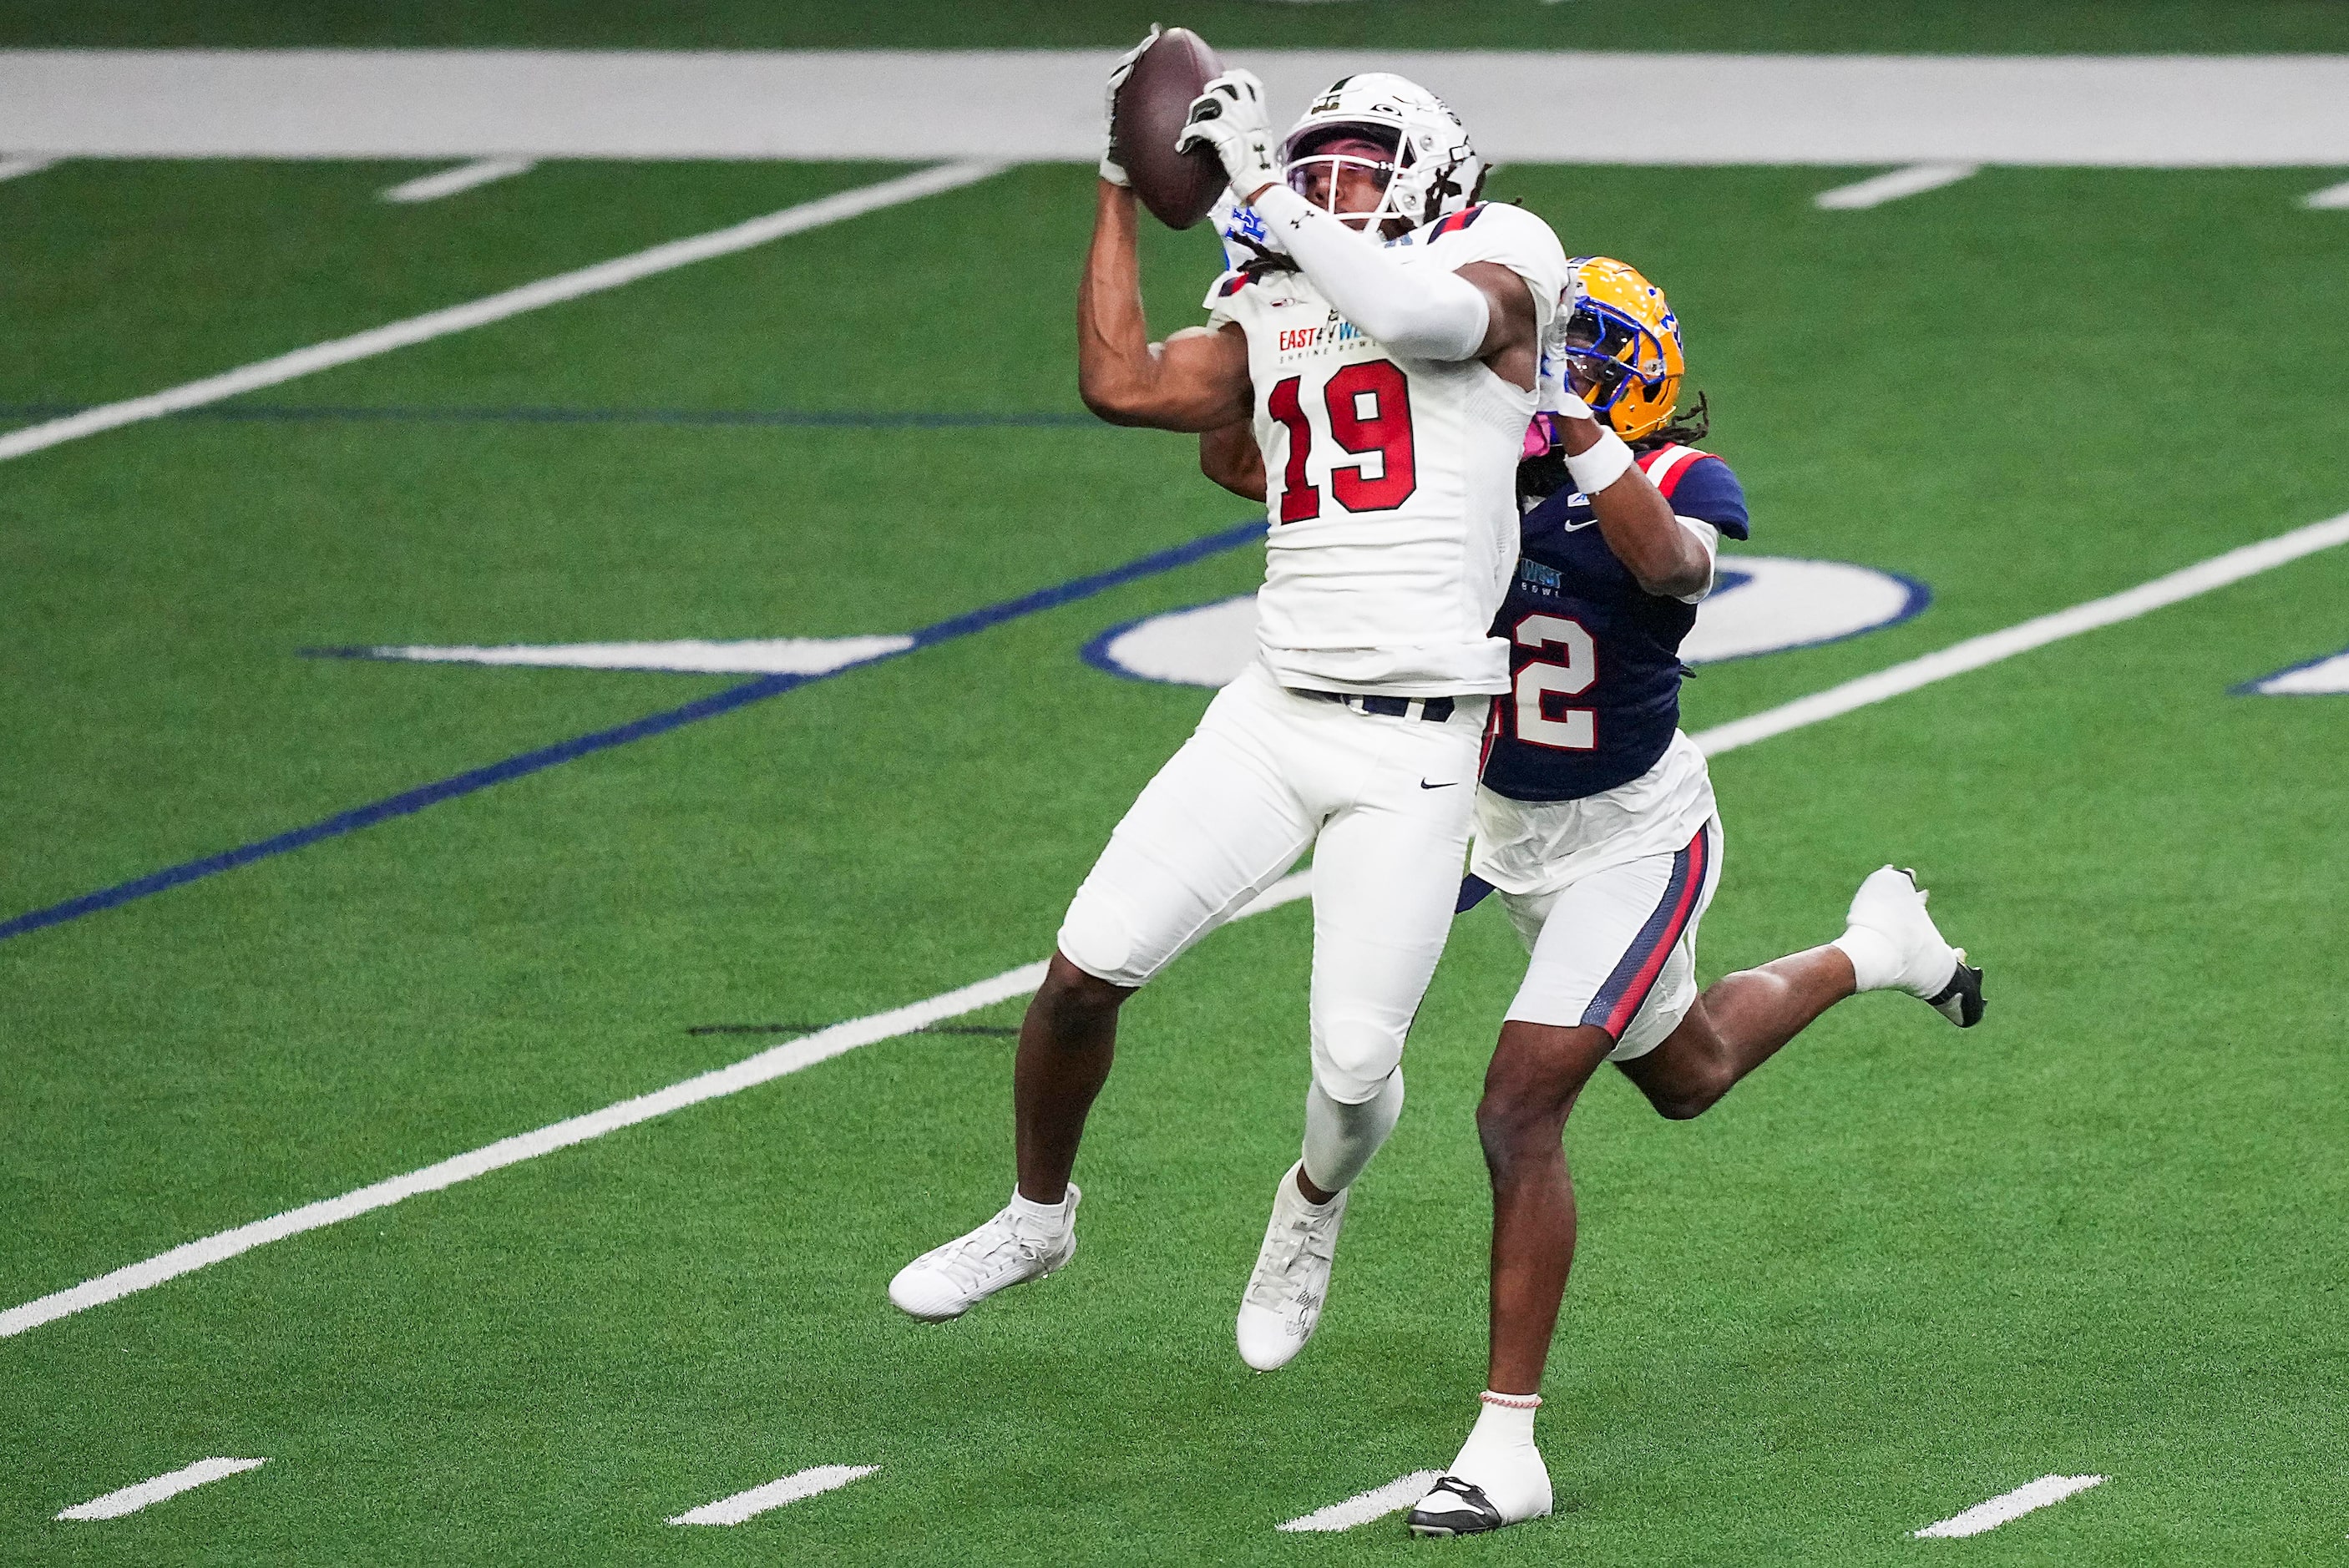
[1084,557,1932,690]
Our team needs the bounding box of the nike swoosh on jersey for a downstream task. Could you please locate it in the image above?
[1419,780,1461,789]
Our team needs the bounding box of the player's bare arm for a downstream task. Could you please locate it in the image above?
[1199,418,1266,501]
[1456,260,1540,389]
[1553,410,1712,598]
[1076,181,1253,431]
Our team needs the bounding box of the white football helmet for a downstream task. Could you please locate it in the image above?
[1278,73,1485,233]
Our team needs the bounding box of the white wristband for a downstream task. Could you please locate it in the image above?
[1564,427,1635,494]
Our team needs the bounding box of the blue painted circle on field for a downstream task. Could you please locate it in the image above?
[1081,555,1931,688]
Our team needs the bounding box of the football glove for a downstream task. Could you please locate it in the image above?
[1099,24,1162,187]
[1177,69,1280,202]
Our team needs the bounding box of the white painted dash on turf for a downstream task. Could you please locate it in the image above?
[1913,1474,2104,1539]
[55,1457,267,1520]
[0,153,56,182]
[2304,178,2349,210]
[348,634,915,675]
[0,158,1007,467]
[1278,1470,1444,1532]
[669,1464,876,1525]
[0,870,1314,1339]
[380,157,535,203]
[1815,162,1982,209]
[1694,509,2349,758]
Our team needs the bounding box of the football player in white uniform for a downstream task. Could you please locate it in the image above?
[888,53,1571,1372]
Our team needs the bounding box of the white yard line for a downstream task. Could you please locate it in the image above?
[2304,178,2349,209]
[0,153,57,181]
[1815,161,1981,209]
[0,871,1314,1340]
[0,159,1005,467]
[55,1457,267,1520]
[1914,1474,2104,1539]
[1695,509,2349,758]
[1278,1470,1443,1532]
[668,1464,877,1525]
[380,156,535,203]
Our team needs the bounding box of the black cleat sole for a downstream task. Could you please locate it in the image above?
[1406,1478,1507,1537]
[1927,960,1986,1028]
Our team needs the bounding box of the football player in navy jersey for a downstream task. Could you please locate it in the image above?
[1394,259,1988,1536]
[1199,254,1987,1535]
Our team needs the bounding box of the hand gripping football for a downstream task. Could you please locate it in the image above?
[1109,27,1226,230]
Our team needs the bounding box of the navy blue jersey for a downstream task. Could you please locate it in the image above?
[1481,444,1751,802]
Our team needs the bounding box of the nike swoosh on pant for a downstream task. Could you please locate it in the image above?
[1419,780,1460,789]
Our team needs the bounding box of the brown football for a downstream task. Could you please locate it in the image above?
[1111,27,1226,230]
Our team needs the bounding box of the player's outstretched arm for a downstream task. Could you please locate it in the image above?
[1077,181,1253,432]
[1178,71,1534,374]
[1248,185,1504,365]
[1554,410,1712,599]
[1199,420,1267,502]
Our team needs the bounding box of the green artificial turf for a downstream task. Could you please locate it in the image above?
[4,150,2348,1566]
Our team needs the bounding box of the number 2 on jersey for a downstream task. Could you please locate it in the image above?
[1267,361,1418,524]
[1512,613,1597,750]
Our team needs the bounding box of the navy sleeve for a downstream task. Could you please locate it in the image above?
[1667,457,1749,541]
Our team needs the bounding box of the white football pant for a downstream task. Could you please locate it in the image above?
[1057,660,1490,1104]
[1497,815,1725,1061]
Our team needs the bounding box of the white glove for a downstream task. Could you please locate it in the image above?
[1541,374,1596,423]
[1537,308,1597,422]
[1099,24,1162,187]
[1176,68,1280,202]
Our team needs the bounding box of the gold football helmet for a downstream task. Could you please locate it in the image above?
[1557,256,1688,443]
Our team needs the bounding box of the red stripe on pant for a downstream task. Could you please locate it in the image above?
[1590,823,1709,1039]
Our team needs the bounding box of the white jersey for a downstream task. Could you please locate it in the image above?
[1205,202,1571,697]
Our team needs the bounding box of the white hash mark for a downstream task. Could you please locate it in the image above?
[668,1464,877,1525]
[56,1458,268,1521]
[1278,1470,1445,1533]
[1914,1474,2105,1539]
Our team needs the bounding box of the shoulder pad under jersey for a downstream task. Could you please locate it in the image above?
[1637,445,1749,540]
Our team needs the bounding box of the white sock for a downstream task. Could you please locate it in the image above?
[1455,1391,1539,1466]
[1447,1390,1546,1517]
[1833,925,1903,992]
[1008,1188,1073,1231]
[1300,1069,1405,1196]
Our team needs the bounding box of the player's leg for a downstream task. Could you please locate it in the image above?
[1410,833,1711,1536]
[1619,861,1984,1120]
[1233,698,1484,1370]
[1012,953,1131,1201]
[890,670,1315,1323]
[1614,945,1851,1118]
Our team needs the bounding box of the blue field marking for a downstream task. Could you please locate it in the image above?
[0,402,1101,431]
[2232,642,2349,695]
[0,518,1268,945]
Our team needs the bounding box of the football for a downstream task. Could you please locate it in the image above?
[1111,27,1226,230]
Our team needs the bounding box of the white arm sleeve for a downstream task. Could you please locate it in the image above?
[1251,185,1490,361]
[1673,517,1721,605]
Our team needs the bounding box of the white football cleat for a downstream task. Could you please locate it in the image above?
[1235,1162,1347,1371]
[1845,865,1985,1027]
[888,1187,1079,1323]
